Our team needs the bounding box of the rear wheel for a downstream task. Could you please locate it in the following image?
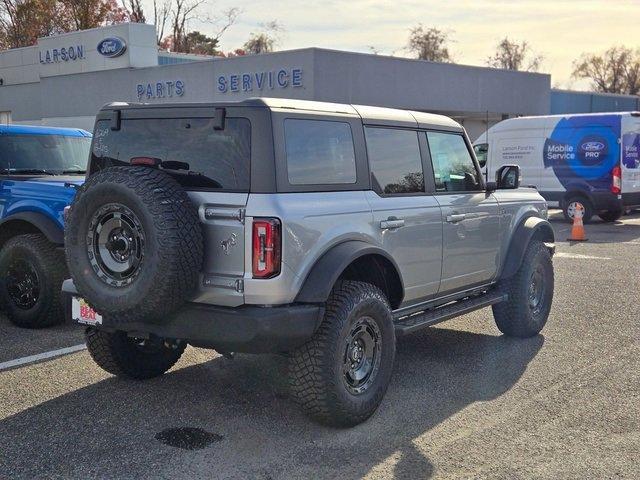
[563,196,593,224]
[289,281,396,427]
[598,210,623,222]
[493,241,554,338]
[85,328,186,379]
[0,234,66,328]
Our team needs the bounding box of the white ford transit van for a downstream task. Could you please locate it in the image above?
[474,112,640,222]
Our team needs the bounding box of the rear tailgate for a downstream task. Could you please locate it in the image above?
[188,191,248,307]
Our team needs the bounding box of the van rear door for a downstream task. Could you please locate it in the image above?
[621,115,640,201]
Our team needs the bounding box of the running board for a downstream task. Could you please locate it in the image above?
[393,290,507,337]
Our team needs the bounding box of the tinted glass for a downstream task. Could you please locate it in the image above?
[284,119,356,185]
[473,143,488,168]
[91,118,251,191]
[365,127,424,194]
[427,132,480,192]
[0,135,91,175]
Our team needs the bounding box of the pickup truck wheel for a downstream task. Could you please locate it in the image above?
[65,166,203,324]
[0,234,66,328]
[289,281,395,427]
[493,241,554,338]
[85,328,186,379]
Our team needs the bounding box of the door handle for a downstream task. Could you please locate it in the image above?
[446,213,466,223]
[380,218,405,230]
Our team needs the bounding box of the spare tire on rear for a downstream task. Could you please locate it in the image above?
[65,166,203,324]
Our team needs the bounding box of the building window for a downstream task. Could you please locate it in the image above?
[365,127,424,194]
[284,119,357,185]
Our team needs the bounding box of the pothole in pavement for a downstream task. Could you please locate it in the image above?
[155,427,224,450]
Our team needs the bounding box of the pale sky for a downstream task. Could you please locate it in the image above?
[158,0,640,90]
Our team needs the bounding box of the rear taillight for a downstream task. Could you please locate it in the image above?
[611,165,622,194]
[252,218,281,278]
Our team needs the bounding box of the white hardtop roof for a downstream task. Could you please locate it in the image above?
[256,98,462,131]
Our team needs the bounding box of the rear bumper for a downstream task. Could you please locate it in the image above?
[62,280,324,353]
[622,192,640,208]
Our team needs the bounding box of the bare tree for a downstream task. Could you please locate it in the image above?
[153,0,170,44]
[572,46,640,95]
[243,20,283,55]
[487,37,543,72]
[122,0,144,22]
[406,25,453,62]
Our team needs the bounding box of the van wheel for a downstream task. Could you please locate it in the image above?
[85,328,186,379]
[0,234,66,328]
[493,241,554,338]
[289,281,395,427]
[598,210,623,222]
[563,196,593,224]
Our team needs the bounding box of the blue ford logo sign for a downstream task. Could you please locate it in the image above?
[97,37,127,58]
[580,141,606,152]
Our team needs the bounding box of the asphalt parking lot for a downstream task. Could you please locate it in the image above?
[1,211,639,480]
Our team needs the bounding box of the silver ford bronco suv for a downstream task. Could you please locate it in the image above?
[63,98,555,427]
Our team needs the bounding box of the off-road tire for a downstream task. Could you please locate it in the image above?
[563,196,593,224]
[493,241,554,338]
[85,328,186,379]
[65,166,203,324]
[289,281,396,427]
[598,210,623,223]
[0,234,67,328]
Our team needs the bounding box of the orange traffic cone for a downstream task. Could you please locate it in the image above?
[567,203,588,242]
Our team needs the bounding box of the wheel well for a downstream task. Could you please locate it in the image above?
[0,220,43,249]
[563,191,591,207]
[338,254,403,309]
[531,223,554,244]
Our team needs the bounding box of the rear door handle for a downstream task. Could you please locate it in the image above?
[446,213,466,223]
[380,218,405,230]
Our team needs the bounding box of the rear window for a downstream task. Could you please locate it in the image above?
[91,117,251,191]
[0,134,91,175]
[284,119,357,185]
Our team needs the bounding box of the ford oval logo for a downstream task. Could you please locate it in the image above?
[581,141,606,152]
[97,37,127,58]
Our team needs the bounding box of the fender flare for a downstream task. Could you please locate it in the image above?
[499,215,555,280]
[0,211,63,245]
[295,240,404,305]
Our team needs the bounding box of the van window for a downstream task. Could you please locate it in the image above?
[284,119,357,185]
[473,143,488,168]
[365,127,424,194]
[427,132,481,192]
[91,117,251,191]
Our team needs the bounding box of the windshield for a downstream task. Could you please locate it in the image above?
[0,134,91,175]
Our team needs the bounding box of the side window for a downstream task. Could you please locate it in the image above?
[284,119,357,185]
[365,127,424,194]
[473,143,488,168]
[427,132,481,192]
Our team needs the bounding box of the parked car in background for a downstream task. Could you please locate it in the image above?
[474,112,640,222]
[0,125,91,328]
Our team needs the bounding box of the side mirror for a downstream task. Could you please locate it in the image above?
[496,164,521,189]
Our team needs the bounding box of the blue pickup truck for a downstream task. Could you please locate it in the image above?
[0,125,91,328]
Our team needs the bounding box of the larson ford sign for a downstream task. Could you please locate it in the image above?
[39,37,127,64]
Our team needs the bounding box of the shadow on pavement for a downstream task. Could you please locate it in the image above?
[0,327,543,479]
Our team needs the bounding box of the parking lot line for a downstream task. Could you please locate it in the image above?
[0,344,87,372]
[554,252,611,260]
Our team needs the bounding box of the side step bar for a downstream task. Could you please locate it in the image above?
[393,290,507,337]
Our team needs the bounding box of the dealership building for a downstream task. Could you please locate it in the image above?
[0,23,638,140]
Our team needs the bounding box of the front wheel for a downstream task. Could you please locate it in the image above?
[0,234,67,328]
[563,196,593,224]
[493,241,554,338]
[289,281,396,427]
[85,328,186,379]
